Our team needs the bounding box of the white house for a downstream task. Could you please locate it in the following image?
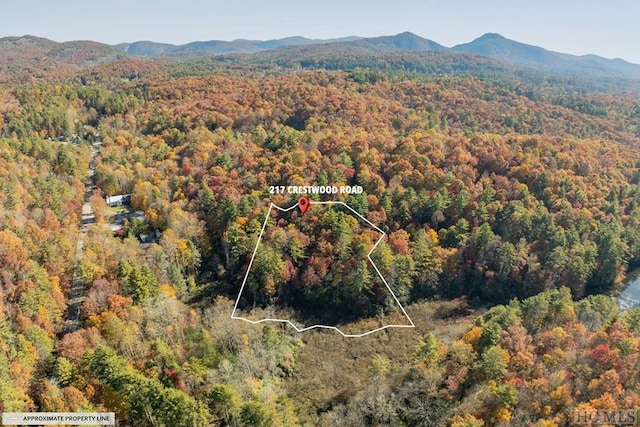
[106,194,132,207]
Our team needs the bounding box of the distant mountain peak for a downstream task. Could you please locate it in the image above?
[395,31,419,37]
[453,33,639,79]
[465,33,530,49]
[477,32,506,40]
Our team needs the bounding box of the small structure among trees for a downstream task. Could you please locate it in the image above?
[106,194,131,207]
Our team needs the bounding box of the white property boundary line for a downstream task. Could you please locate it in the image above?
[231,200,416,338]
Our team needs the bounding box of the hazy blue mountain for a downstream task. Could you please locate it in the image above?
[115,36,363,56]
[256,36,362,50]
[115,41,177,56]
[452,33,640,79]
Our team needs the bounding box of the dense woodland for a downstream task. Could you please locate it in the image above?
[2,50,640,426]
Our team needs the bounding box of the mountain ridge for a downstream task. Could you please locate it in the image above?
[111,31,640,79]
[114,31,639,65]
[116,35,364,57]
[1,32,639,80]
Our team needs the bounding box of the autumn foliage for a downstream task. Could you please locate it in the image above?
[2,54,640,425]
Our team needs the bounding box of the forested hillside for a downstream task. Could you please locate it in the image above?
[2,52,640,426]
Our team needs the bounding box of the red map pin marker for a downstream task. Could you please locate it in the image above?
[298,196,310,214]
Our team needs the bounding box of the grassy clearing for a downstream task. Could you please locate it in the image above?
[284,298,480,424]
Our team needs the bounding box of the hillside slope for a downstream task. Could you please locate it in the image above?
[0,35,124,82]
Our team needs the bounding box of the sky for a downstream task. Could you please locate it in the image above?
[1,0,638,63]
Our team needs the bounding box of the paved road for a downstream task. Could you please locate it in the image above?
[62,141,101,335]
